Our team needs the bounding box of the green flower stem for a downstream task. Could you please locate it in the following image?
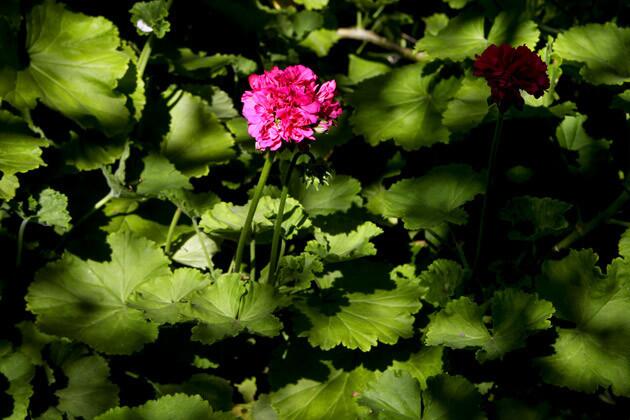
[554,189,630,252]
[473,111,505,281]
[16,216,32,267]
[250,237,256,281]
[165,206,182,255]
[192,217,213,271]
[267,152,301,286]
[233,153,274,273]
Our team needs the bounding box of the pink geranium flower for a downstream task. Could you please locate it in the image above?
[241,65,342,151]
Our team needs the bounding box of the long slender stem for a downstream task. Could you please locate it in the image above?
[250,237,256,281]
[472,112,505,280]
[554,190,630,252]
[16,217,32,267]
[192,217,213,271]
[233,153,274,273]
[165,207,182,255]
[267,152,301,286]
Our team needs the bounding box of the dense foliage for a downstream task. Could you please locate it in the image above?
[1,0,629,418]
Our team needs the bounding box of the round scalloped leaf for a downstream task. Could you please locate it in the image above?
[0,110,49,176]
[537,250,630,396]
[26,231,172,355]
[162,91,235,177]
[271,367,375,420]
[95,394,224,420]
[382,164,484,230]
[350,64,459,150]
[555,23,630,85]
[6,0,131,136]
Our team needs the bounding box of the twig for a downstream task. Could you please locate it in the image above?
[336,27,427,62]
[554,190,630,252]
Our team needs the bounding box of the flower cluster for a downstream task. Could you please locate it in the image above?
[473,44,550,112]
[241,65,342,151]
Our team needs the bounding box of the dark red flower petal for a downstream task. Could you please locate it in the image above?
[473,44,550,112]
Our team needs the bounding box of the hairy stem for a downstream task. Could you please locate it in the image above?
[165,207,182,255]
[233,153,274,273]
[16,217,32,267]
[192,217,213,271]
[336,27,427,62]
[473,112,505,280]
[267,152,301,286]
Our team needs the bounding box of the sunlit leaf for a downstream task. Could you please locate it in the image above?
[358,369,421,420]
[555,23,630,85]
[350,64,459,150]
[0,110,49,176]
[271,367,375,420]
[305,222,382,263]
[26,231,172,354]
[130,0,170,38]
[6,0,131,136]
[425,290,554,361]
[290,174,362,216]
[95,394,228,420]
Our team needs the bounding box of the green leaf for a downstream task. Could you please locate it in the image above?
[184,273,282,344]
[537,250,630,396]
[102,214,192,246]
[271,367,375,420]
[425,290,554,361]
[137,154,192,197]
[26,231,172,354]
[0,173,19,201]
[35,188,72,234]
[442,0,470,9]
[305,222,383,263]
[62,132,126,171]
[95,394,224,420]
[130,0,170,38]
[554,22,630,85]
[442,76,490,133]
[358,369,421,420]
[500,196,572,241]
[200,196,311,243]
[350,65,459,150]
[0,110,49,176]
[347,54,391,84]
[391,347,444,389]
[294,0,329,10]
[415,14,485,61]
[0,348,35,420]
[56,353,119,419]
[162,91,235,177]
[296,274,423,351]
[555,113,610,172]
[418,259,464,307]
[173,48,257,79]
[382,164,484,230]
[6,0,131,136]
[299,29,340,57]
[172,233,219,269]
[416,12,539,62]
[276,252,324,291]
[619,228,630,259]
[422,375,486,420]
[423,14,449,36]
[290,174,362,216]
[133,268,208,324]
[157,374,233,412]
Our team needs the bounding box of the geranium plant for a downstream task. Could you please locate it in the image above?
[0,0,629,419]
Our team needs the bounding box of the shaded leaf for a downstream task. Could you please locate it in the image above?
[382,164,484,230]
[305,222,382,263]
[500,196,572,241]
[422,375,486,420]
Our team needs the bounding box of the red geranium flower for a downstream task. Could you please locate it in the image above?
[473,44,550,112]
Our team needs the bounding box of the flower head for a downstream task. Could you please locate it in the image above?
[241,65,342,151]
[473,44,550,112]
